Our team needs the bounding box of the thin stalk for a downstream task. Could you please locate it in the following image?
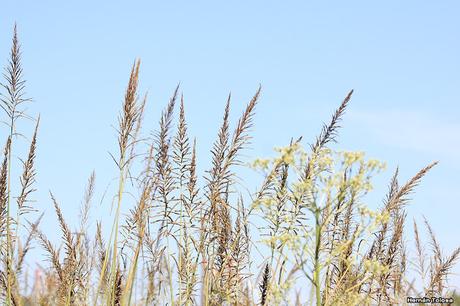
[123,239,142,305]
[313,207,322,306]
[166,249,175,306]
[109,166,127,305]
[93,165,126,306]
[6,131,12,306]
[6,118,15,306]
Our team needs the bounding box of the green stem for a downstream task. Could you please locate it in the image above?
[94,164,125,306]
[109,167,126,305]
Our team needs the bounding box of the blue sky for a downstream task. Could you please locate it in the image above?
[1,1,459,290]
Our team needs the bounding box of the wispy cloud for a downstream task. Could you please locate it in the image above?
[348,109,460,162]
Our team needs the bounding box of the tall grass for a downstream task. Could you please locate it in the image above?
[0,25,458,306]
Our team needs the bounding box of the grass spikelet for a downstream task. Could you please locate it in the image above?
[0,24,31,126]
[17,117,39,216]
[312,90,353,154]
[117,59,141,168]
[79,171,95,234]
[36,230,63,281]
[16,214,43,274]
[259,263,270,306]
[0,138,11,238]
[50,192,75,262]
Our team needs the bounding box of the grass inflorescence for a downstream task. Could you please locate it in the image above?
[0,25,458,306]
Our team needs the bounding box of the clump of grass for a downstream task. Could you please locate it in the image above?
[1,24,459,306]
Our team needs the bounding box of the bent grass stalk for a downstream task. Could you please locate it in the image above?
[94,60,141,306]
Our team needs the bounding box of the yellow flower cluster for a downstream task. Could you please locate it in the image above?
[259,197,277,208]
[342,151,365,167]
[274,143,301,165]
[358,206,377,218]
[316,148,334,169]
[251,158,270,170]
[363,259,389,275]
[358,205,390,233]
[262,232,301,250]
[270,279,295,304]
[291,180,312,196]
[367,158,386,172]
[251,145,392,278]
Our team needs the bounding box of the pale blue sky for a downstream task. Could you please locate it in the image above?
[1,1,459,289]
